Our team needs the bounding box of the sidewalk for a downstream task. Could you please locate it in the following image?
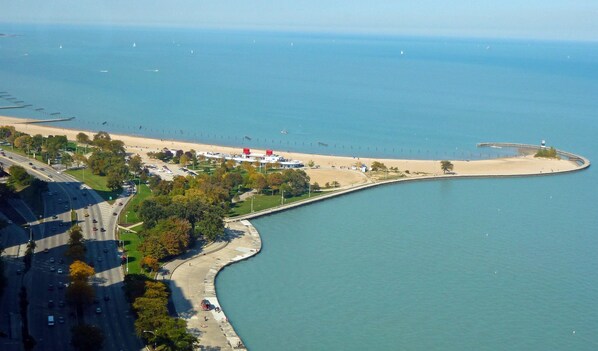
[163,220,261,350]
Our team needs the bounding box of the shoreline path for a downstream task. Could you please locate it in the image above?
[164,144,589,351]
[162,221,261,351]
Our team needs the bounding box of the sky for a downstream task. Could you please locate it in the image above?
[2,0,598,41]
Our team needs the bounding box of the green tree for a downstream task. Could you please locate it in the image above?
[179,153,190,166]
[281,169,310,197]
[154,317,197,351]
[440,160,454,174]
[371,161,387,172]
[248,172,267,193]
[106,171,124,191]
[194,206,224,241]
[128,154,143,175]
[76,132,91,145]
[535,147,558,158]
[13,134,33,153]
[61,152,73,168]
[8,165,32,186]
[71,324,104,351]
[93,131,111,142]
[73,153,88,168]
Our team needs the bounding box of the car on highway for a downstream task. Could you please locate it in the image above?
[92,219,98,223]
[100,227,106,232]
[48,315,55,326]
[49,257,55,263]
[57,268,63,274]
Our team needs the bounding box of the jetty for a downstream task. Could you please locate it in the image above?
[477,142,591,168]
[0,105,27,110]
[11,116,76,124]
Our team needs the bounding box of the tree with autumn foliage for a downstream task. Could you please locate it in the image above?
[69,260,95,282]
[140,256,159,272]
[66,260,95,310]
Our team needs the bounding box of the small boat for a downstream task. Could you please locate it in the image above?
[318,142,328,147]
[244,136,252,140]
[280,129,288,135]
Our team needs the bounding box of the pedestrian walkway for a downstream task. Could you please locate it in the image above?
[163,220,261,350]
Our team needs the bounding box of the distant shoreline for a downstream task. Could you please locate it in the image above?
[0,115,588,188]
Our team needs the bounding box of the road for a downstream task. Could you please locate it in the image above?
[0,150,143,351]
[0,210,27,351]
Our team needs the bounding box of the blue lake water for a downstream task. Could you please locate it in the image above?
[1,24,598,350]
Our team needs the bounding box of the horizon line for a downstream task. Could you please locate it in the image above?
[2,21,597,44]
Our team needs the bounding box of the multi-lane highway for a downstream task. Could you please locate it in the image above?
[0,150,143,351]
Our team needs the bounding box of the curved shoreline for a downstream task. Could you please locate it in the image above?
[1,115,590,349]
[200,145,589,350]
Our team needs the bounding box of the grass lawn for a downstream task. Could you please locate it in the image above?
[65,169,119,203]
[120,227,144,275]
[120,183,152,225]
[229,191,328,217]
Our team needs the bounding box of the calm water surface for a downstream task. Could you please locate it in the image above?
[1,25,598,350]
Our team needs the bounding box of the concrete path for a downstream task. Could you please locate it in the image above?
[163,221,261,350]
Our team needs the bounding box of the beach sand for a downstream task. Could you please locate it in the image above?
[0,115,582,186]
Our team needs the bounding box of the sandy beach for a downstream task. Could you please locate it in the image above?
[0,115,584,186]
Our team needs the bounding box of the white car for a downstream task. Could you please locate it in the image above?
[57,268,63,274]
